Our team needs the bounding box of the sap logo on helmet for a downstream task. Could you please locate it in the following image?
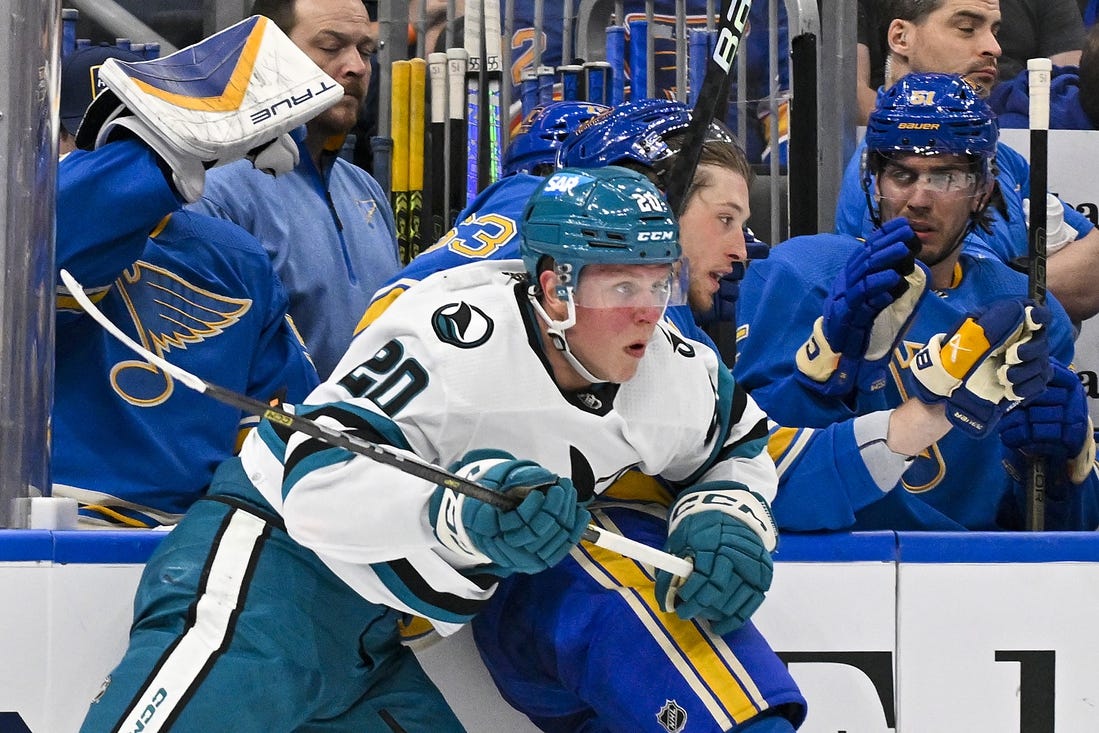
[544,173,588,195]
[637,230,674,242]
[898,122,941,130]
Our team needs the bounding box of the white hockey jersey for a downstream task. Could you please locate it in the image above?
[238,260,775,633]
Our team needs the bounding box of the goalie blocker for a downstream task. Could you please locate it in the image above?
[75,15,343,202]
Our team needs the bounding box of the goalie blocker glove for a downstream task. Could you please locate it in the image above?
[75,15,343,202]
[796,218,927,398]
[655,481,778,636]
[429,450,590,577]
[910,299,1052,437]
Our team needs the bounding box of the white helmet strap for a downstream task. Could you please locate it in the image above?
[527,287,607,385]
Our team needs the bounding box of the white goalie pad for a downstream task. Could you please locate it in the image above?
[76,15,342,177]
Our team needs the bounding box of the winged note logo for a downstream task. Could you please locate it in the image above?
[109,261,251,406]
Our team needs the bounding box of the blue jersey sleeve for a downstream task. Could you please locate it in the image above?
[57,141,180,294]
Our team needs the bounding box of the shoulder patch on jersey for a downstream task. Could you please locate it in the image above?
[432,302,494,348]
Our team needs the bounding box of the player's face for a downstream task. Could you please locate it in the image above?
[678,164,751,312]
[876,153,986,266]
[888,0,1001,95]
[543,264,671,387]
[290,0,376,136]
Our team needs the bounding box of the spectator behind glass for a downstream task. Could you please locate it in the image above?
[58,44,143,156]
[987,22,1099,129]
[188,0,401,379]
[996,0,1084,83]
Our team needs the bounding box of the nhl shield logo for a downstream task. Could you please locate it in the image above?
[656,699,687,732]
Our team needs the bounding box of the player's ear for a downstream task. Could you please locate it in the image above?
[887,19,911,56]
[538,269,568,317]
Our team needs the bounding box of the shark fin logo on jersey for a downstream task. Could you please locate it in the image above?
[111,261,252,407]
[656,699,688,732]
[432,302,494,348]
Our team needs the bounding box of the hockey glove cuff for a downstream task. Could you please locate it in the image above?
[430,450,590,576]
[655,482,777,636]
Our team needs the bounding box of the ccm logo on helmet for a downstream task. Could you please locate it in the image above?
[637,231,675,241]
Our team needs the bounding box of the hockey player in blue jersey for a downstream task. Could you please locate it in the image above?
[834,0,1099,323]
[736,72,1099,532]
[79,166,797,732]
[359,99,608,327]
[53,15,337,526]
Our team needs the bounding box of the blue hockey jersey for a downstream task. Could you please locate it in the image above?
[54,141,319,526]
[735,232,1099,531]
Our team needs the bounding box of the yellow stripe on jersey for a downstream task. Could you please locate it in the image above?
[571,512,770,728]
[600,469,674,506]
[767,423,816,478]
[355,286,408,334]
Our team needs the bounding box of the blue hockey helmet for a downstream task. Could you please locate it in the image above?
[503,101,610,177]
[865,72,998,166]
[557,98,739,176]
[521,165,681,291]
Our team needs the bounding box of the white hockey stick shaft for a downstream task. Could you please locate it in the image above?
[59,269,692,577]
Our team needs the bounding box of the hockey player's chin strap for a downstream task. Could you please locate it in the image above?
[527,288,608,385]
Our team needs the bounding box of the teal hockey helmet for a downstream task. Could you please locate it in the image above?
[520,166,681,294]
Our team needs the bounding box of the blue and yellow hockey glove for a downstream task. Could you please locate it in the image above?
[796,218,927,397]
[655,482,777,636]
[911,300,1052,437]
[430,450,590,576]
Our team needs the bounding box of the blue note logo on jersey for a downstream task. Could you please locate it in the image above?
[432,302,494,348]
[656,699,688,732]
[111,261,252,406]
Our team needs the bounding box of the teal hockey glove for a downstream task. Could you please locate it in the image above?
[910,300,1051,437]
[655,482,777,636]
[75,15,342,202]
[430,450,590,576]
[796,218,927,397]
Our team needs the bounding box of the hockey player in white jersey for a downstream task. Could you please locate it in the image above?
[80,166,792,732]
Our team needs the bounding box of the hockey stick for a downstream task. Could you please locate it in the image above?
[484,0,504,186]
[447,47,468,225]
[428,52,448,244]
[1025,58,1051,531]
[391,59,412,263]
[408,57,427,259]
[59,269,692,577]
[465,0,484,204]
[663,0,752,217]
